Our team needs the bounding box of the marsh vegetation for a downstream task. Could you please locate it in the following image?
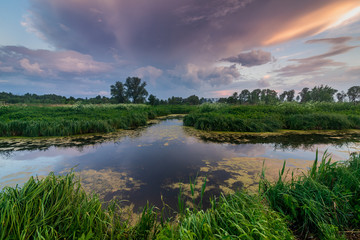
[184,102,360,132]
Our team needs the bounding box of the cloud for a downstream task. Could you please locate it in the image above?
[221,49,273,67]
[25,0,360,67]
[305,36,353,45]
[19,58,44,74]
[274,41,358,77]
[168,64,240,89]
[0,46,112,77]
[257,79,270,88]
[133,66,163,86]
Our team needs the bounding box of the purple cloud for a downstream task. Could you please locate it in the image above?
[275,42,358,77]
[168,64,240,89]
[305,37,353,45]
[25,0,359,67]
[0,46,112,77]
[221,49,274,67]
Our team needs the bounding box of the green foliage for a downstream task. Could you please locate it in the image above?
[159,192,294,240]
[0,172,121,239]
[184,102,360,132]
[125,77,149,104]
[261,152,360,239]
[0,104,195,137]
[347,86,360,103]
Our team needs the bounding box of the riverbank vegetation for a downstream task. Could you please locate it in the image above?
[184,102,360,132]
[0,104,194,137]
[1,152,359,239]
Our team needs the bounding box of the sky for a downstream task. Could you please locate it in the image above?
[0,0,360,99]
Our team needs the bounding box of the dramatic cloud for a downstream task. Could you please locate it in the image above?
[222,49,273,67]
[274,39,359,77]
[25,0,360,67]
[169,64,240,89]
[0,46,112,77]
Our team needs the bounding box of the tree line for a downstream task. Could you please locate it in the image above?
[217,85,360,104]
[1,76,359,105]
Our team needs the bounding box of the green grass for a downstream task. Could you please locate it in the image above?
[184,102,360,132]
[0,104,195,137]
[260,151,360,239]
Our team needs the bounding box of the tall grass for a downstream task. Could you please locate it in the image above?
[158,192,294,239]
[184,102,360,132]
[260,151,360,239]
[0,104,195,137]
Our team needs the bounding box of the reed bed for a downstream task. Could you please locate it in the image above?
[0,104,195,137]
[184,102,360,132]
[260,152,360,239]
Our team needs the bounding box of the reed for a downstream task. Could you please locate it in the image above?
[260,151,360,239]
[184,102,360,132]
[0,104,195,137]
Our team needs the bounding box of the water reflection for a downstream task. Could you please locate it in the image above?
[0,118,359,210]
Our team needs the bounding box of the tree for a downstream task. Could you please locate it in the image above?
[261,89,278,104]
[310,85,337,102]
[110,81,128,103]
[148,94,159,106]
[239,89,250,104]
[299,87,311,103]
[250,89,261,104]
[347,86,360,103]
[186,95,200,105]
[336,91,347,102]
[125,77,148,103]
[279,91,287,102]
[168,96,183,105]
[286,90,295,102]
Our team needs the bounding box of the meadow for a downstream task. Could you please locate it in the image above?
[0,104,194,137]
[184,102,360,132]
[1,152,359,239]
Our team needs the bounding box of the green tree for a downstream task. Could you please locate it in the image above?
[347,86,360,103]
[168,96,183,105]
[110,81,128,103]
[286,89,295,102]
[279,91,287,102]
[186,95,200,105]
[125,77,148,103]
[336,91,347,102]
[250,89,261,104]
[310,85,337,102]
[299,87,311,103]
[148,94,159,106]
[239,89,250,104]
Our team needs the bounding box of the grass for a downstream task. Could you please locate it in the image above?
[0,104,195,137]
[260,151,360,239]
[1,152,360,239]
[184,102,360,132]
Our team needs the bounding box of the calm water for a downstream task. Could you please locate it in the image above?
[1,118,359,209]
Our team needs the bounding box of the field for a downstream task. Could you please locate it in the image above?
[184,102,360,132]
[1,152,359,239]
[0,104,194,137]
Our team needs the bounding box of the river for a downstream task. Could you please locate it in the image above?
[0,118,359,210]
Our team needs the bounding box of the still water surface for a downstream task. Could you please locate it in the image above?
[1,118,359,209]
